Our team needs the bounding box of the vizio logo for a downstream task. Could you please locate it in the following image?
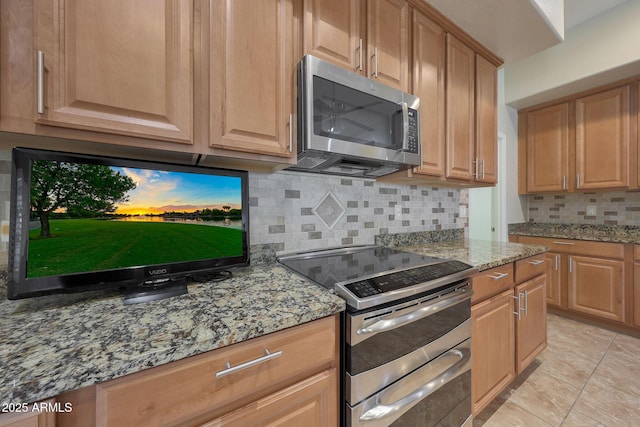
[148,268,168,276]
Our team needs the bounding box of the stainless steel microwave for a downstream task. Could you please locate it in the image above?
[289,55,420,178]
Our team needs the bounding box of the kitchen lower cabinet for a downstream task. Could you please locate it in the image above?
[568,255,625,323]
[471,254,547,415]
[511,236,633,328]
[471,288,515,416]
[55,315,340,427]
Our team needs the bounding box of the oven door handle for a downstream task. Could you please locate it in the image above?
[356,287,470,336]
[359,347,470,422]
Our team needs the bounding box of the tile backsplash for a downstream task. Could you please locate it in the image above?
[527,191,640,225]
[0,148,468,265]
[249,170,468,261]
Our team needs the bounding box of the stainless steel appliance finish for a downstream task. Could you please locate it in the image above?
[290,55,420,178]
[278,246,476,426]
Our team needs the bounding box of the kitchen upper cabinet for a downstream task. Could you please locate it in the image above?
[366,0,409,91]
[302,0,362,71]
[445,34,475,182]
[411,9,445,177]
[575,85,633,190]
[515,274,547,374]
[209,0,295,158]
[568,255,625,323]
[475,54,498,184]
[33,0,193,144]
[520,103,570,193]
[301,0,409,91]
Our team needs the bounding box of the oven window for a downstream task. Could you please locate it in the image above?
[347,301,470,375]
[313,76,403,149]
[390,370,470,427]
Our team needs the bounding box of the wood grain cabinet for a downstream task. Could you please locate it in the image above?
[575,85,633,190]
[302,0,409,91]
[208,0,296,159]
[0,399,56,427]
[634,245,640,327]
[519,103,570,193]
[545,252,562,307]
[518,83,638,194]
[55,315,340,427]
[471,255,547,415]
[33,0,193,144]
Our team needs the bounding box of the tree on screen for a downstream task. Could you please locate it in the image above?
[30,161,137,237]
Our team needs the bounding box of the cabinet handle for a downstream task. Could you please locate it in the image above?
[356,38,363,71]
[489,272,508,280]
[562,175,567,190]
[512,294,522,320]
[215,349,283,378]
[481,159,485,180]
[524,290,529,315]
[569,256,573,273]
[371,47,378,78]
[528,259,545,266]
[37,50,45,114]
[473,158,479,180]
[554,255,558,271]
[552,241,575,245]
[288,113,293,152]
[576,173,581,188]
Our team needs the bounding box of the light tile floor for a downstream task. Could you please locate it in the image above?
[474,314,640,426]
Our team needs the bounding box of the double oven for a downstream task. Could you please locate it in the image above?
[279,246,476,426]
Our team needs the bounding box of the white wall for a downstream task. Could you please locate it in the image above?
[505,0,640,109]
[497,69,528,226]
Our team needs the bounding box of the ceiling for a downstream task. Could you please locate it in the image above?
[425,0,630,64]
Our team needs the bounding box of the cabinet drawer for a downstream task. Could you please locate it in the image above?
[515,254,546,283]
[472,263,514,304]
[96,315,338,426]
[516,236,624,259]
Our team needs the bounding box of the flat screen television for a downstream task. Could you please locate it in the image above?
[8,148,250,303]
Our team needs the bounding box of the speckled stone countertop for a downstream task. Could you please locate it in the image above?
[399,239,548,271]
[508,222,640,243]
[0,265,344,404]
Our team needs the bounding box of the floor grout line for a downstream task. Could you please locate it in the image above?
[557,328,617,426]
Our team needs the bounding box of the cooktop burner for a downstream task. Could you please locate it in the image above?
[278,245,476,310]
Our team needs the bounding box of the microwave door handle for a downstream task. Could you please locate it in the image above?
[397,102,409,152]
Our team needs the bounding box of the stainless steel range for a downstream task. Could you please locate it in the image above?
[278,245,477,427]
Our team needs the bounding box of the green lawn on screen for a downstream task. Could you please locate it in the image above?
[27,219,243,277]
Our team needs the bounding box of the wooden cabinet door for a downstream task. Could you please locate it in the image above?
[546,252,562,308]
[475,55,498,184]
[525,103,570,192]
[303,0,362,71]
[515,274,547,374]
[366,0,409,91]
[209,0,295,158]
[203,369,338,427]
[568,255,625,323]
[411,10,445,177]
[575,85,632,190]
[445,34,475,181]
[635,261,640,327]
[34,0,193,143]
[0,399,55,427]
[471,289,515,415]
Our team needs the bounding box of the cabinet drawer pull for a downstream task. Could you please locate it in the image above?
[528,260,545,266]
[37,50,45,114]
[552,241,575,245]
[489,272,508,280]
[215,349,283,378]
[356,38,363,71]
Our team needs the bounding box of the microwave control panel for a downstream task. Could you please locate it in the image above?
[407,109,419,153]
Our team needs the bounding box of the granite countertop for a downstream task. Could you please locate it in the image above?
[0,265,345,404]
[399,239,548,271]
[508,223,640,244]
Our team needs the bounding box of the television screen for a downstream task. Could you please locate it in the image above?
[8,148,249,302]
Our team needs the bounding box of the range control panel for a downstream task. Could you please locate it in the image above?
[345,260,471,298]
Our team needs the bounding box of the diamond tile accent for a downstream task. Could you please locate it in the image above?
[312,191,345,230]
